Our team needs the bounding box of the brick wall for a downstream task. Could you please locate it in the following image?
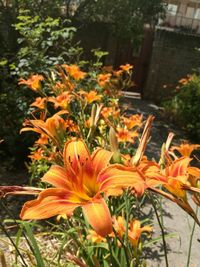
[143,29,200,103]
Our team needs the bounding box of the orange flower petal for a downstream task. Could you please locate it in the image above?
[63,140,91,173]
[98,165,146,197]
[20,189,79,220]
[91,148,113,176]
[42,165,71,189]
[164,178,187,199]
[169,157,191,177]
[82,198,112,237]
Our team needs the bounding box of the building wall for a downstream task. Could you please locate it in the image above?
[143,28,200,102]
[162,0,200,33]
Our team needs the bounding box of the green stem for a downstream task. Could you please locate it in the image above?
[186,206,198,267]
[106,236,117,267]
[0,200,35,256]
[0,220,28,267]
[113,228,130,266]
[125,190,130,247]
[149,194,169,267]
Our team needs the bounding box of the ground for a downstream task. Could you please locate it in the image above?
[0,93,200,266]
[124,92,200,267]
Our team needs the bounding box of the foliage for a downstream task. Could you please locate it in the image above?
[0,11,80,167]
[1,2,200,266]
[19,62,135,181]
[12,11,78,76]
[163,73,200,142]
[1,63,200,266]
[0,0,166,167]
[75,0,166,43]
[0,77,33,168]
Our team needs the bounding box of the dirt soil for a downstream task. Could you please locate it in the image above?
[0,93,200,266]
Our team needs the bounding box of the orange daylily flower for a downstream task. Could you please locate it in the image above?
[19,74,44,91]
[35,134,49,145]
[178,75,192,85]
[122,114,143,130]
[30,97,46,109]
[187,166,200,187]
[20,140,145,236]
[113,69,123,77]
[97,73,111,87]
[116,127,138,143]
[163,157,192,199]
[112,216,152,248]
[120,64,133,72]
[128,220,152,248]
[112,216,126,239]
[65,119,79,133]
[101,107,120,119]
[137,158,166,188]
[85,118,92,128]
[28,148,45,161]
[171,143,200,157]
[48,92,73,109]
[52,81,67,93]
[62,64,86,81]
[21,114,67,147]
[81,90,102,104]
[178,78,188,85]
[102,66,113,72]
[52,80,74,95]
[87,230,106,243]
[142,150,192,200]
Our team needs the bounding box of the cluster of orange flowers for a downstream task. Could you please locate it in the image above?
[2,64,200,250]
[19,64,141,163]
[17,133,200,238]
[87,216,152,248]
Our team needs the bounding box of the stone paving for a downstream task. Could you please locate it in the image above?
[123,92,200,267]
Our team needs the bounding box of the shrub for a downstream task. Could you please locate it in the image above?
[0,12,81,167]
[163,72,200,142]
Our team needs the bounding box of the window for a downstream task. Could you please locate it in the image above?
[185,3,198,19]
[194,8,200,19]
[167,4,178,15]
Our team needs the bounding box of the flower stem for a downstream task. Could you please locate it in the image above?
[106,236,118,267]
[113,228,130,266]
[0,200,35,256]
[0,219,28,267]
[149,194,169,267]
[125,190,130,247]
[186,205,198,267]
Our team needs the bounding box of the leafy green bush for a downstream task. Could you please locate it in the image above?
[0,12,81,168]
[164,72,200,142]
[11,11,78,76]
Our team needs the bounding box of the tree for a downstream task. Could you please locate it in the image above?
[65,0,166,42]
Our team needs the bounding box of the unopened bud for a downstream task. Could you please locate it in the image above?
[109,127,118,152]
[91,104,97,128]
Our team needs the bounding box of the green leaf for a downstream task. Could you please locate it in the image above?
[23,222,45,267]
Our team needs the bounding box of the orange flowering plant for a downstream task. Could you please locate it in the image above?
[1,62,200,266]
[18,62,142,181]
